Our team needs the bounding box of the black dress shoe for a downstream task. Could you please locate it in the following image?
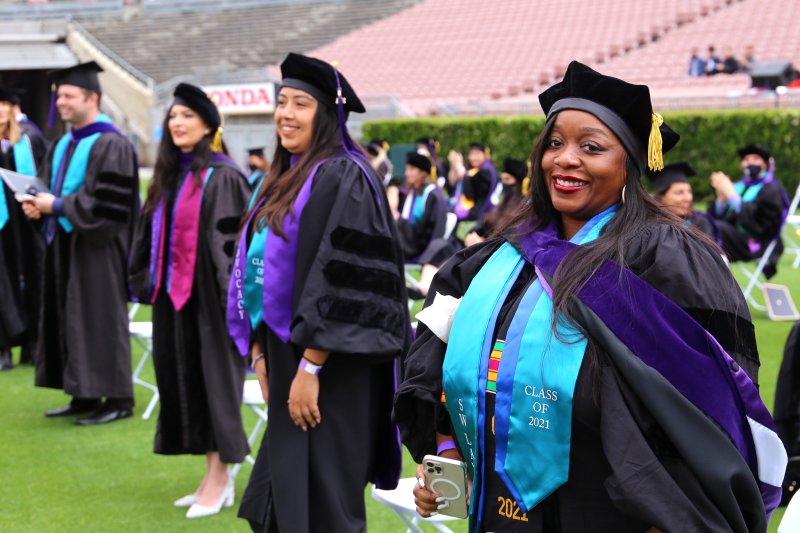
[44,401,102,417]
[0,349,12,371]
[74,408,133,426]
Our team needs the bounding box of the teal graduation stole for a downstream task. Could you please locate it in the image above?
[50,114,112,232]
[443,205,617,522]
[244,184,268,329]
[734,180,765,203]
[0,134,36,231]
[407,183,437,224]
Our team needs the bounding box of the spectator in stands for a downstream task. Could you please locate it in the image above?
[22,62,139,425]
[247,147,269,187]
[396,60,778,532]
[464,157,528,247]
[128,83,251,519]
[448,142,497,221]
[708,143,789,278]
[647,161,720,244]
[721,47,741,74]
[741,45,759,73]
[0,87,47,371]
[705,45,722,75]
[394,151,447,261]
[231,53,408,533]
[688,47,705,77]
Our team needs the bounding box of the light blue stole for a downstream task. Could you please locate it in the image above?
[405,183,436,224]
[443,205,617,526]
[0,134,36,231]
[50,114,112,232]
[243,178,267,329]
[734,180,765,202]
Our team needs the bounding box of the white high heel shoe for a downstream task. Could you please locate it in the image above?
[185,479,234,519]
[173,494,198,507]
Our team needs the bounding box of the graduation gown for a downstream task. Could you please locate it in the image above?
[461,166,494,221]
[709,180,786,272]
[238,157,410,533]
[396,184,447,261]
[129,161,251,463]
[0,132,47,349]
[35,129,139,399]
[395,223,765,532]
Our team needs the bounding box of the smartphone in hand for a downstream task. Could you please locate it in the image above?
[422,454,469,519]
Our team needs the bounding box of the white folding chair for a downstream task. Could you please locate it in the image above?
[129,303,160,420]
[230,379,268,479]
[737,184,800,311]
[371,477,461,533]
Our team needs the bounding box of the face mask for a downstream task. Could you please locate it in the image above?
[248,163,259,173]
[502,183,514,196]
[746,164,763,180]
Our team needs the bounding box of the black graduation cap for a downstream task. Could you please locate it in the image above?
[49,61,103,92]
[406,151,432,173]
[0,87,16,103]
[469,142,487,152]
[538,61,679,172]
[503,158,528,182]
[172,83,221,131]
[737,143,771,162]
[9,88,24,106]
[248,147,266,158]
[279,52,365,113]
[646,161,696,195]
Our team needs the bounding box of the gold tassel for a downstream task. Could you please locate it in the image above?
[522,160,532,195]
[208,94,224,153]
[648,112,664,171]
[382,141,390,152]
[430,161,437,182]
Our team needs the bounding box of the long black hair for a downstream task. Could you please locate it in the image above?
[498,115,717,334]
[143,108,223,216]
[248,99,346,239]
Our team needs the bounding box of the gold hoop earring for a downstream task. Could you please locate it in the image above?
[621,185,626,204]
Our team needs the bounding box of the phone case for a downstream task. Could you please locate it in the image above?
[422,454,469,519]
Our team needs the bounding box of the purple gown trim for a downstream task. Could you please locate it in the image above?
[518,221,782,512]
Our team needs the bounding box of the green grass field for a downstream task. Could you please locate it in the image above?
[1,244,797,532]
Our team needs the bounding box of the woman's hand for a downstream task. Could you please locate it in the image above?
[287,349,329,431]
[710,171,735,201]
[21,201,41,220]
[288,370,320,430]
[251,342,268,403]
[414,464,444,518]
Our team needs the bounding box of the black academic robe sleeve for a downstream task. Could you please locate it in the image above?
[290,157,410,360]
[127,204,152,303]
[625,223,760,383]
[394,238,505,462]
[202,166,251,304]
[396,190,446,260]
[57,133,139,246]
[710,181,785,243]
[28,131,47,169]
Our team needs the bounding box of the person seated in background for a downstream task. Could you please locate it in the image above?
[365,138,393,185]
[647,161,720,244]
[721,47,741,74]
[394,152,447,262]
[708,143,789,278]
[464,157,528,247]
[688,48,705,77]
[246,147,269,187]
[416,136,448,190]
[447,142,497,221]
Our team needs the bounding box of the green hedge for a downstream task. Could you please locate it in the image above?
[363,109,800,198]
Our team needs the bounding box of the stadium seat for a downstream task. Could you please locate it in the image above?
[230,379,268,479]
[129,303,160,420]
[371,477,461,533]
